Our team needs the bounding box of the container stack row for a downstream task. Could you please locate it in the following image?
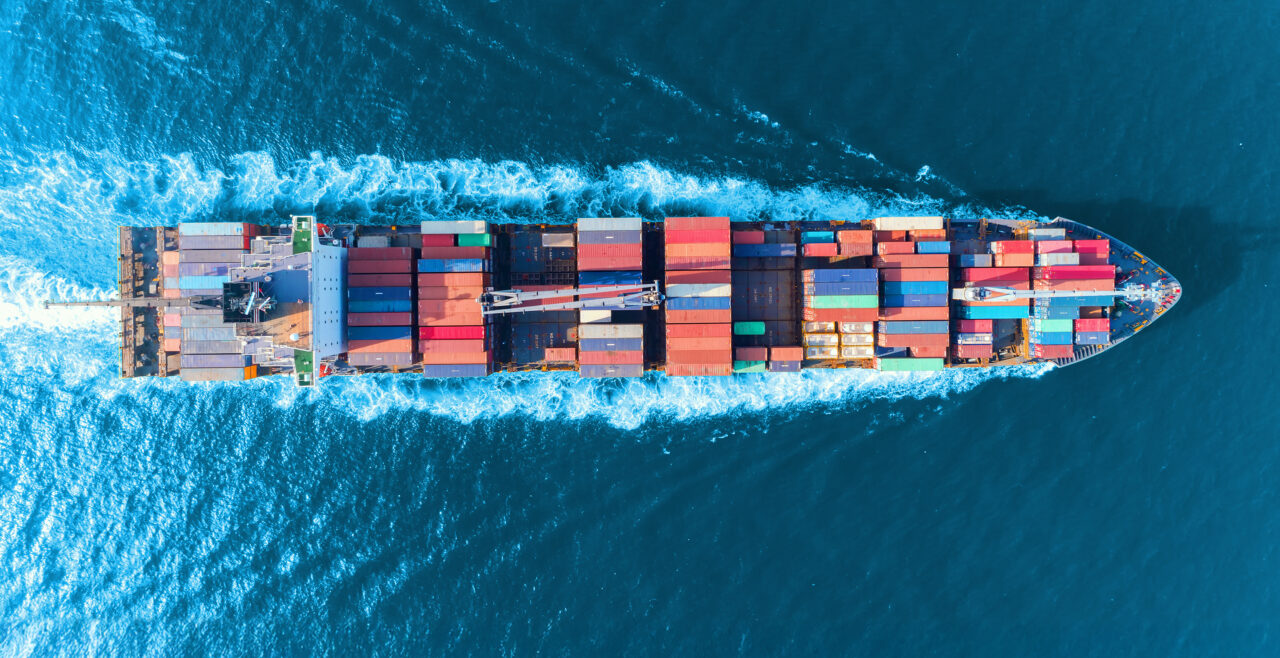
[508,228,576,367]
[177,306,255,381]
[577,218,645,377]
[957,262,1031,321]
[417,221,492,377]
[867,217,948,370]
[1029,263,1117,359]
[664,216,733,376]
[171,223,254,380]
[731,228,800,360]
[346,246,415,368]
[951,319,994,361]
[173,222,253,298]
[800,266,879,362]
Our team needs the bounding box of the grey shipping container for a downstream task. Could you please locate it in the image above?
[422,364,489,378]
[766,361,801,372]
[179,249,246,263]
[182,327,237,342]
[178,263,231,276]
[579,337,643,351]
[179,235,247,250]
[348,352,416,367]
[181,314,232,328]
[579,364,643,378]
[578,217,642,232]
[182,340,243,354]
[879,320,950,334]
[179,367,247,382]
[577,230,642,244]
[181,353,251,368]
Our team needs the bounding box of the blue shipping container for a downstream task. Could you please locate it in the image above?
[417,258,487,273]
[957,254,993,267]
[423,364,490,378]
[733,243,797,258]
[883,294,947,307]
[1030,331,1074,345]
[880,321,949,334]
[581,364,644,378]
[960,305,1030,320]
[1075,331,1111,345]
[809,281,878,295]
[580,338,643,352]
[915,241,951,254]
[1032,305,1080,319]
[881,281,948,296]
[806,268,878,283]
[347,326,414,341]
[1036,294,1114,307]
[579,271,643,285]
[800,231,835,243]
[178,275,230,290]
[766,361,801,373]
[667,297,731,311]
[348,287,412,300]
[347,300,413,313]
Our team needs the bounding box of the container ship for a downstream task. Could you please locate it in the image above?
[67,215,1180,385]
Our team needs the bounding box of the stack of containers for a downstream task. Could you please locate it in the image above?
[871,218,950,361]
[951,319,994,361]
[801,269,877,361]
[877,320,949,358]
[577,218,645,377]
[733,346,768,373]
[162,309,182,352]
[1034,240,1079,266]
[1072,239,1111,265]
[418,221,492,377]
[508,228,577,365]
[957,266,1031,321]
[665,217,732,376]
[989,239,1034,267]
[767,346,803,372]
[347,247,415,367]
[837,229,873,258]
[179,307,253,381]
[160,250,180,299]
[1029,264,1116,358]
[177,222,252,297]
[799,230,837,258]
[1074,318,1112,346]
[732,228,800,352]
[838,321,875,360]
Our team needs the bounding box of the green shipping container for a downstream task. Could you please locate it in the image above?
[457,233,493,247]
[878,357,946,372]
[733,360,767,373]
[1034,318,1074,333]
[733,321,766,335]
[807,294,878,309]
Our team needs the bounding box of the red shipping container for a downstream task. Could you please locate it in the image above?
[665,323,733,338]
[735,347,769,361]
[666,364,733,376]
[838,230,873,243]
[1032,279,1115,292]
[419,313,484,326]
[421,351,491,365]
[418,286,484,300]
[420,326,486,340]
[990,240,1034,254]
[348,312,414,326]
[838,243,874,257]
[769,346,804,361]
[874,254,949,268]
[803,243,838,257]
[732,231,766,244]
[1074,318,1111,332]
[417,273,489,287]
[663,256,731,270]
[417,234,457,247]
[544,347,576,362]
[578,256,643,271]
[348,259,412,274]
[665,243,731,258]
[665,270,732,284]
[348,247,414,260]
[419,339,486,354]
[349,273,414,287]
[667,336,733,351]
[1035,240,1074,254]
[1077,252,1110,265]
[803,308,879,322]
[1073,239,1109,252]
[877,333,949,348]
[874,230,908,242]
[665,349,733,365]
[420,246,488,259]
[666,309,732,323]
[665,216,730,231]
[1034,265,1115,280]
[880,267,950,282]
[955,319,993,333]
[1033,344,1075,359]
[994,254,1035,267]
[910,345,947,358]
[580,243,642,259]
[876,241,915,255]
[665,229,730,244]
[349,339,414,353]
[961,267,1028,284]
[909,229,948,240]
[953,344,994,359]
[880,306,950,321]
[579,350,644,365]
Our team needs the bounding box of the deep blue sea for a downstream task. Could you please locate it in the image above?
[1,0,1278,655]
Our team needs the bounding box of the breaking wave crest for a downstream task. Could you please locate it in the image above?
[0,148,1047,428]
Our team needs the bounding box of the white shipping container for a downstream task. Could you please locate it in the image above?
[542,233,575,248]
[578,323,644,339]
[803,333,840,347]
[806,346,840,359]
[577,217,642,232]
[1026,228,1067,239]
[872,216,944,231]
[578,310,613,323]
[356,235,391,248]
[665,283,731,298]
[179,367,248,382]
[841,345,875,359]
[803,321,837,333]
[840,333,874,346]
[178,222,247,236]
[1037,252,1081,266]
[955,333,994,345]
[839,322,875,334]
[420,220,488,234]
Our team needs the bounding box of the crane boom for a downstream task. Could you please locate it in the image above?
[479,282,663,315]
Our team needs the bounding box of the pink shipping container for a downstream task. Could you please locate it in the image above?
[419,339,487,354]
[665,216,730,231]
[952,344,994,359]
[1072,239,1110,252]
[1035,240,1074,254]
[578,350,644,365]
[877,333,949,348]
[803,308,880,322]
[420,351,491,365]
[350,274,414,287]
[349,339,414,353]
[163,313,182,327]
[162,289,181,299]
[1032,279,1115,291]
[1075,318,1111,332]
[961,267,1028,284]
[665,270,732,284]
[990,240,1034,254]
[880,307,950,321]
[665,229,730,244]
[578,256,642,271]
[665,243,731,258]
[544,347,577,362]
[880,267,949,282]
[163,263,180,277]
[955,319,993,333]
[667,336,733,351]
[910,345,947,358]
[665,323,733,338]
[665,309,732,324]
[348,259,412,274]
[420,326,486,340]
[349,247,414,260]
[732,231,766,244]
[735,347,769,361]
[348,312,414,326]
[803,243,838,257]
[578,244,642,259]
[416,234,456,247]
[1033,344,1075,359]
[876,241,915,255]
[873,254,949,268]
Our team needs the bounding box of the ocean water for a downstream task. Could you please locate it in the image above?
[1,0,1278,655]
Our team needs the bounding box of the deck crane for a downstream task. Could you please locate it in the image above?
[478,282,664,316]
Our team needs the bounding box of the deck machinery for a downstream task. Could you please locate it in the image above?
[54,214,1180,384]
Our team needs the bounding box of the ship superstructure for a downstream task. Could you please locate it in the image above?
[72,214,1180,384]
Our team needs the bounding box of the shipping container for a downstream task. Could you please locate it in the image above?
[732,243,797,258]
[667,323,733,338]
[1036,252,1081,266]
[420,246,488,259]
[915,241,951,254]
[802,281,878,295]
[580,256,644,271]
[541,232,575,248]
[877,333,948,348]
[803,307,880,322]
[766,360,802,372]
[348,352,416,367]
[177,263,229,276]
[1074,331,1110,345]
[838,322,875,334]
[179,250,245,264]
[800,231,835,244]
[803,333,840,347]
[955,319,993,333]
[544,347,577,362]
[733,361,767,373]
[348,326,414,341]
[734,347,769,361]
[954,332,994,345]
[993,254,1035,267]
[163,312,182,327]
[665,229,730,244]
[662,270,731,285]
[421,220,488,234]
[1032,344,1075,359]
[873,230,908,242]
[181,327,236,342]
[1026,228,1067,240]
[837,229,873,243]
[873,254,950,268]
[1032,278,1116,292]
[415,286,480,301]
[769,346,804,361]
[667,297,732,311]
[178,275,230,290]
[802,243,838,257]
[457,233,492,247]
[356,235,391,248]
[420,326,486,340]
[961,267,1029,284]
[872,216,944,231]
[909,229,948,240]
[666,309,733,323]
[881,281,948,296]
[666,283,732,298]
[733,321,767,335]
[840,346,875,359]
[418,273,489,287]
[882,294,947,307]
[664,216,729,231]
[181,353,251,368]
[876,241,915,255]
[579,217,643,232]
[181,340,241,354]
[803,321,837,333]
[840,333,874,346]
[581,338,644,352]
[838,242,874,257]
[958,305,1029,320]
[665,348,733,364]
[179,235,249,250]
[579,324,643,339]
[348,287,413,301]
[804,294,878,309]
[350,260,413,274]
[581,243,644,260]
[988,240,1035,254]
[161,250,180,265]
[349,247,415,260]
[349,338,414,353]
[579,350,644,365]
[1074,318,1110,332]
[180,367,252,382]
[422,364,490,377]
[1029,331,1073,345]
[732,230,766,244]
[580,364,645,378]
[417,340,488,355]
[178,222,251,236]
[350,274,414,287]
[417,259,487,273]
[578,309,613,323]
[877,357,945,371]
[879,267,949,282]
[665,364,733,377]
[416,234,456,247]
[952,344,994,360]
[349,300,413,313]
[180,313,229,328]
[666,336,733,351]
[348,312,414,326]
[957,254,993,267]
[1032,318,1075,333]
[880,320,949,334]
[419,351,490,364]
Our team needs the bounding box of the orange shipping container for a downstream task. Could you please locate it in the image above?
[417,273,490,287]
[349,339,414,353]
[667,336,733,351]
[578,350,644,365]
[880,267,949,282]
[880,306,950,321]
[994,254,1035,267]
[873,230,908,242]
[769,346,805,361]
[665,270,732,284]
[420,351,490,365]
[161,251,179,265]
[666,364,733,376]
[837,230,873,243]
[874,254,949,268]
[802,308,879,322]
[665,216,730,231]
[665,309,732,323]
[544,347,577,362]
[419,339,486,354]
[163,337,181,352]
[665,243,731,258]
[418,286,484,300]
[876,241,916,255]
[803,243,838,257]
[909,229,948,240]
[665,323,733,338]
[665,349,733,365]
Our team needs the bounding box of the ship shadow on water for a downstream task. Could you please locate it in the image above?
[976,191,1268,319]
